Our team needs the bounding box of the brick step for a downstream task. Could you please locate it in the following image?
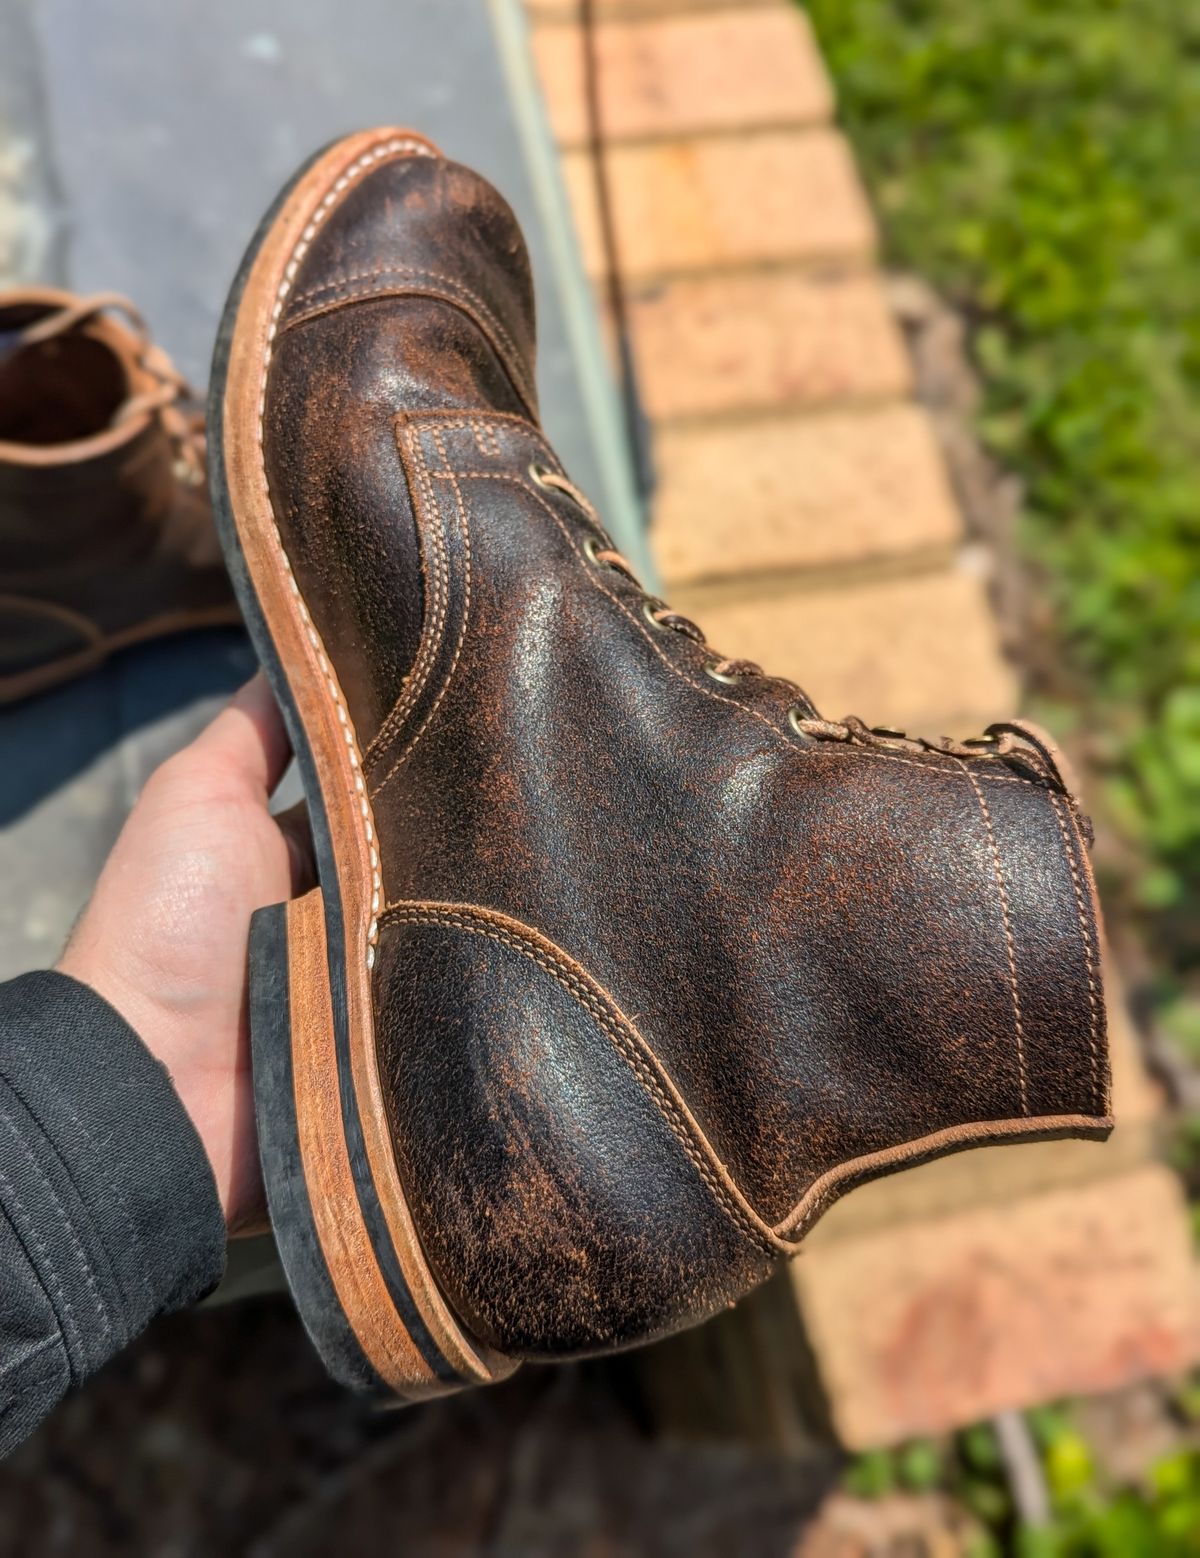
[533,8,832,146]
[627,269,910,421]
[652,405,957,585]
[562,129,875,279]
[668,567,1017,736]
[527,0,783,20]
[793,1163,1200,1447]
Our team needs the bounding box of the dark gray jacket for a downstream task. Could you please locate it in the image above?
[0,972,225,1454]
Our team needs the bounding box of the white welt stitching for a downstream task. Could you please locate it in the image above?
[257,135,432,969]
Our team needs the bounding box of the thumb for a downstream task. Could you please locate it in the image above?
[190,672,293,798]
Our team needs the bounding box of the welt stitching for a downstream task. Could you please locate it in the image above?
[1047,791,1104,1112]
[364,425,451,766]
[380,905,775,1255]
[369,431,473,799]
[257,135,432,969]
[956,758,1029,1114]
[451,468,1041,792]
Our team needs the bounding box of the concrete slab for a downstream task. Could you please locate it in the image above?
[0,0,640,983]
[31,0,629,525]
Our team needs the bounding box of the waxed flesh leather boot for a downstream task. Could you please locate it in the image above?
[0,290,238,702]
[210,130,1111,1399]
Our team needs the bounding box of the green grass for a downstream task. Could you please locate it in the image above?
[804,0,1200,975]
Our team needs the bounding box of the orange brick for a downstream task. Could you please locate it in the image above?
[533,10,832,146]
[793,1165,1200,1446]
[669,568,1019,734]
[628,270,910,419]
[528,0,781,18]
[562,130,875,279]
[653,406,959,585]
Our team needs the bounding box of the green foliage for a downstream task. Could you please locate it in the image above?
[897,1436,944,1491]
[843,1446,897,1498]
[838,1399,1200,1553]
[1036,1450,1200,1556]
[1045,1431,1095,1501]
[805,0,1200,953]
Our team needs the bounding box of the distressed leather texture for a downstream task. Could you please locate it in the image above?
[262,150,1111,1361]
[0,294,235,692]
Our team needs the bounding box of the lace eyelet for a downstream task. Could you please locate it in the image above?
[583,536,604,566]
[642,601,672,632]
[705,663,742,686]
[528,461,554,488]
[787,706,808,736]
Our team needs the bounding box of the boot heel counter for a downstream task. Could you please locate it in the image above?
[373,908,775,1361]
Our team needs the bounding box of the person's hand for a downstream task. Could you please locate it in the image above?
[58,673,313,1234]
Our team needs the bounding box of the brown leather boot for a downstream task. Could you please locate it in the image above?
[211,130,1111,1399]
[0,289,239,701]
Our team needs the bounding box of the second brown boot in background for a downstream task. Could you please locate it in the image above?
[0,289,240,703]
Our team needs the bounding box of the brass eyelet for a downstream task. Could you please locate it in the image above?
[787,706,808,736]
[705,663,742,686]
[643,601,672,632]
[583,536,604,565]
[528,461,553,488]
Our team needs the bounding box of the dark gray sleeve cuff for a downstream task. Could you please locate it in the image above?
[0,970,226,1443]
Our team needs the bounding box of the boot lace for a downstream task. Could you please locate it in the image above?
[17,292,206,485]
[529,462,1080,801]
